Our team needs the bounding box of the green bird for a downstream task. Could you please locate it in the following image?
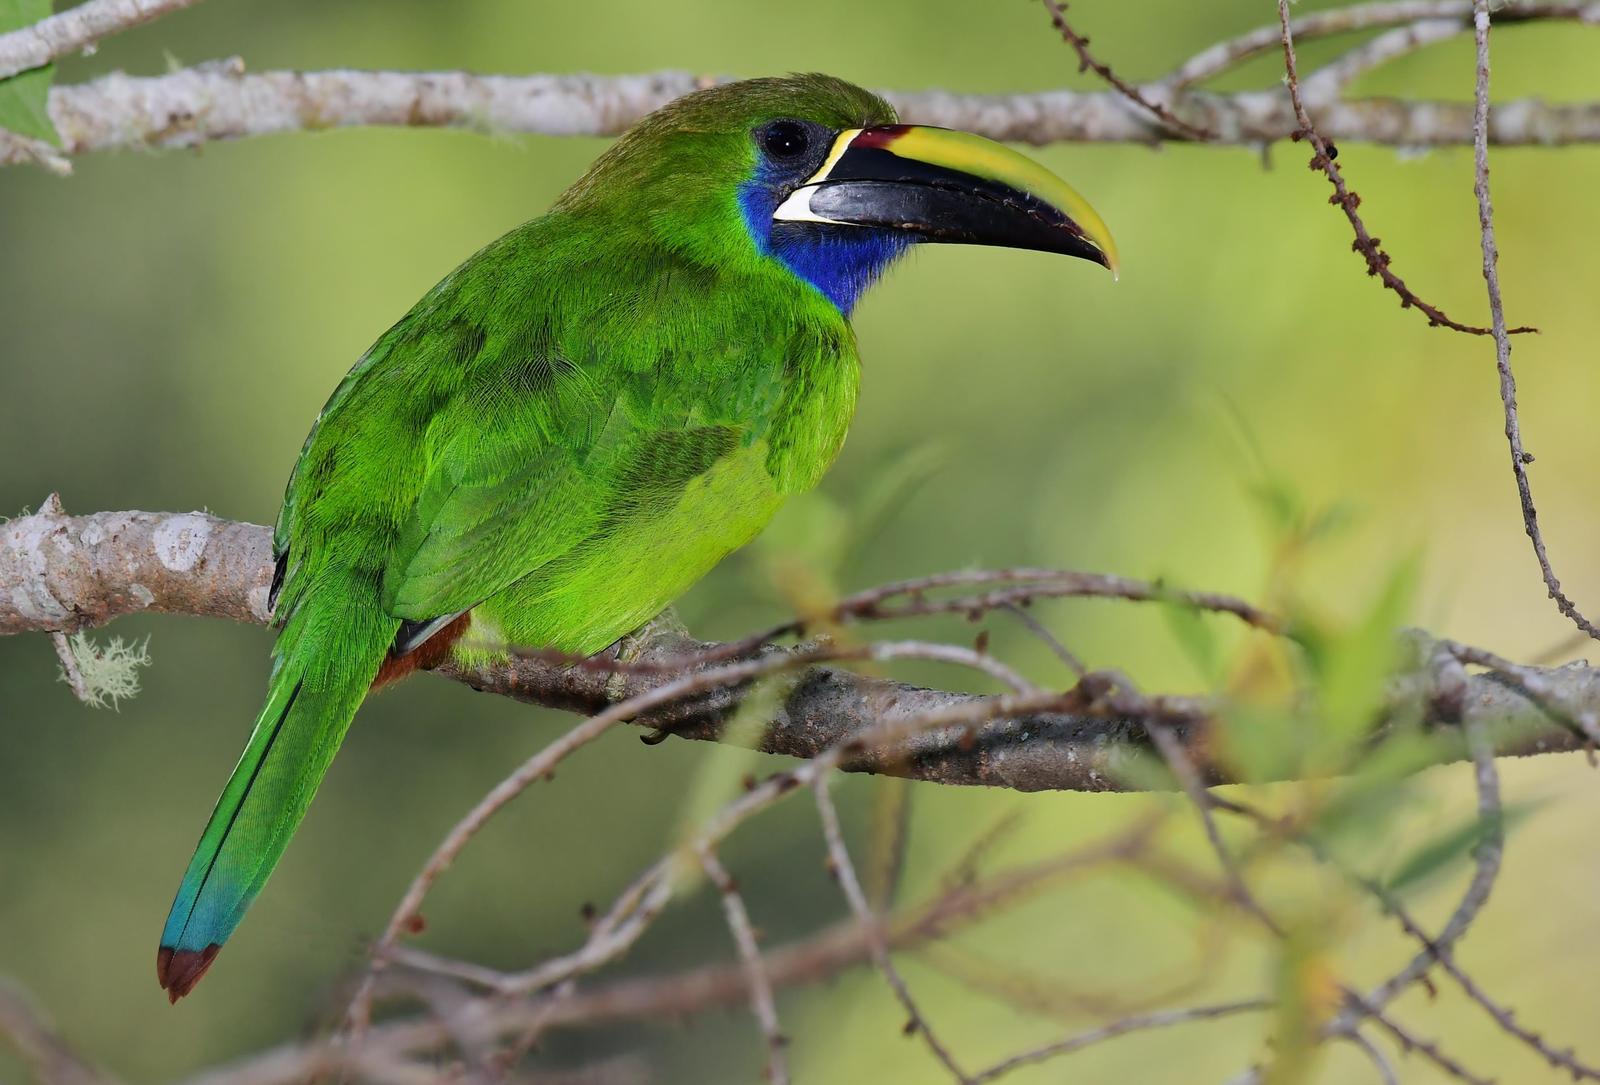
[156,73,1116,1001]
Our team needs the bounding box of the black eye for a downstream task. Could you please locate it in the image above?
[759,120,810,161]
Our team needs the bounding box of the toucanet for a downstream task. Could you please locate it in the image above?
[157,73,1117,1001]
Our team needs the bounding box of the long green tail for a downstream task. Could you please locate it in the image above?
[156,609,394,1002]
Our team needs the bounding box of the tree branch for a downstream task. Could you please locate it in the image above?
[4,60,1600,172]
[0,0,207,82]
[2,504,1592,793]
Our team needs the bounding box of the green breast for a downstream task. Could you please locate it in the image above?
[465,439,785,657]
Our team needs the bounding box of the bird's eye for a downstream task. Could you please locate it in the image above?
[759,120,810,161]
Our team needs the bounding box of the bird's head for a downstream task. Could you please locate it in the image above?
[558,74,1117,314]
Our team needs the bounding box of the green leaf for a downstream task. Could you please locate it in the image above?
[1160,592,1223,687]
[1299,553,1421,754]
[1384,802,1534,895]
[0,0,60,146]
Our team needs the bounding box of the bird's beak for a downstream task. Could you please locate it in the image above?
[772,125,1118,277]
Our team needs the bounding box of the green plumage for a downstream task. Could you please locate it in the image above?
[158,69,1116,999]
[158,75,895,995]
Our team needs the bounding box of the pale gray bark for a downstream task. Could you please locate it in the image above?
[1,503,1590,793]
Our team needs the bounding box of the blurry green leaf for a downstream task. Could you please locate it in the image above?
[1299,732,1443,853]
[1384,803,1533,895]
[850,441,945,555]
[1267,924,1338,1085]
[0,1,60,146]
[1250,476,1305,538]
[757,443,943,586]
[1160,593,1223,687]
[670,677,789,893]
[1298,553,1420,753]
[863,775,910,911]
[1303,500,1356,543]
[1212,699,1310,785]
[753,490,851,575]
[1106,744,1179,792]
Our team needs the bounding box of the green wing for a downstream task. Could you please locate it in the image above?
[381,411,612,622]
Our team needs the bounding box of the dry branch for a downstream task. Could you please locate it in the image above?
[4,1,1600,171]
[3,62,1600,172]
[0,0,207,82]
[2,504,1593,793]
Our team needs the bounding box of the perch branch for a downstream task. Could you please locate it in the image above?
[2,506,1595,794]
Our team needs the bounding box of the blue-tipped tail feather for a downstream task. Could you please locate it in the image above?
[157,643,378,1000]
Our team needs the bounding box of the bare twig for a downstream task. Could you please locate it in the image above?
[814,774,970,1082]
[1347,994,1495,1085]
[1038,0,1211,140]
[1144,716,1278,932]
[49,631,89,704]
[0,0,208,81]
[344,642,850,1037]
[1300,18,1466,97]
[1002,601,1088,679]
[183,831,1149,1085]
[1319,714,1503,1078]
[1275,0,1535,336]
[1354,847,1600,1080]
[0,981,120,1085]
[969,1000,1270,1083]
[1469,1,1600,641]
[1167,1,1600,89]
[1343,1030,1402,1085]
[700,847,789,1085]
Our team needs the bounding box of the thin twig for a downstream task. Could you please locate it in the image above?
[189,830,1151,1085]
[1348,994,1496,1085]
[1167,1,1600,89]
[813,774,971,1083]
[0,0,209,81]
[1469,0,1600,641]
[0,981,120,1085]
[1038,0,1211,139]
[1275,0,1535,337]
[1218,791,1600,1081]
[1444,638,1600,742]
[344,643,849,1038]
[968,1000,1271,1083]
[50,632,90,704]
[1301,18,1467,97]
[1002,601,1088,679]
[1343,1030,1401,1085]
[1143,713,1279,933]
[1325,713,1503,1070]
[700,847,789,1085]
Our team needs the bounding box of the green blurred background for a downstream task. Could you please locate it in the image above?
[4,1,1600,1081]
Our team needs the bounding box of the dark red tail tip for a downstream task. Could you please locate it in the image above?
[157,944,221,1003]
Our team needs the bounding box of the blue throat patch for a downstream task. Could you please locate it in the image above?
[739,179,909,315]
